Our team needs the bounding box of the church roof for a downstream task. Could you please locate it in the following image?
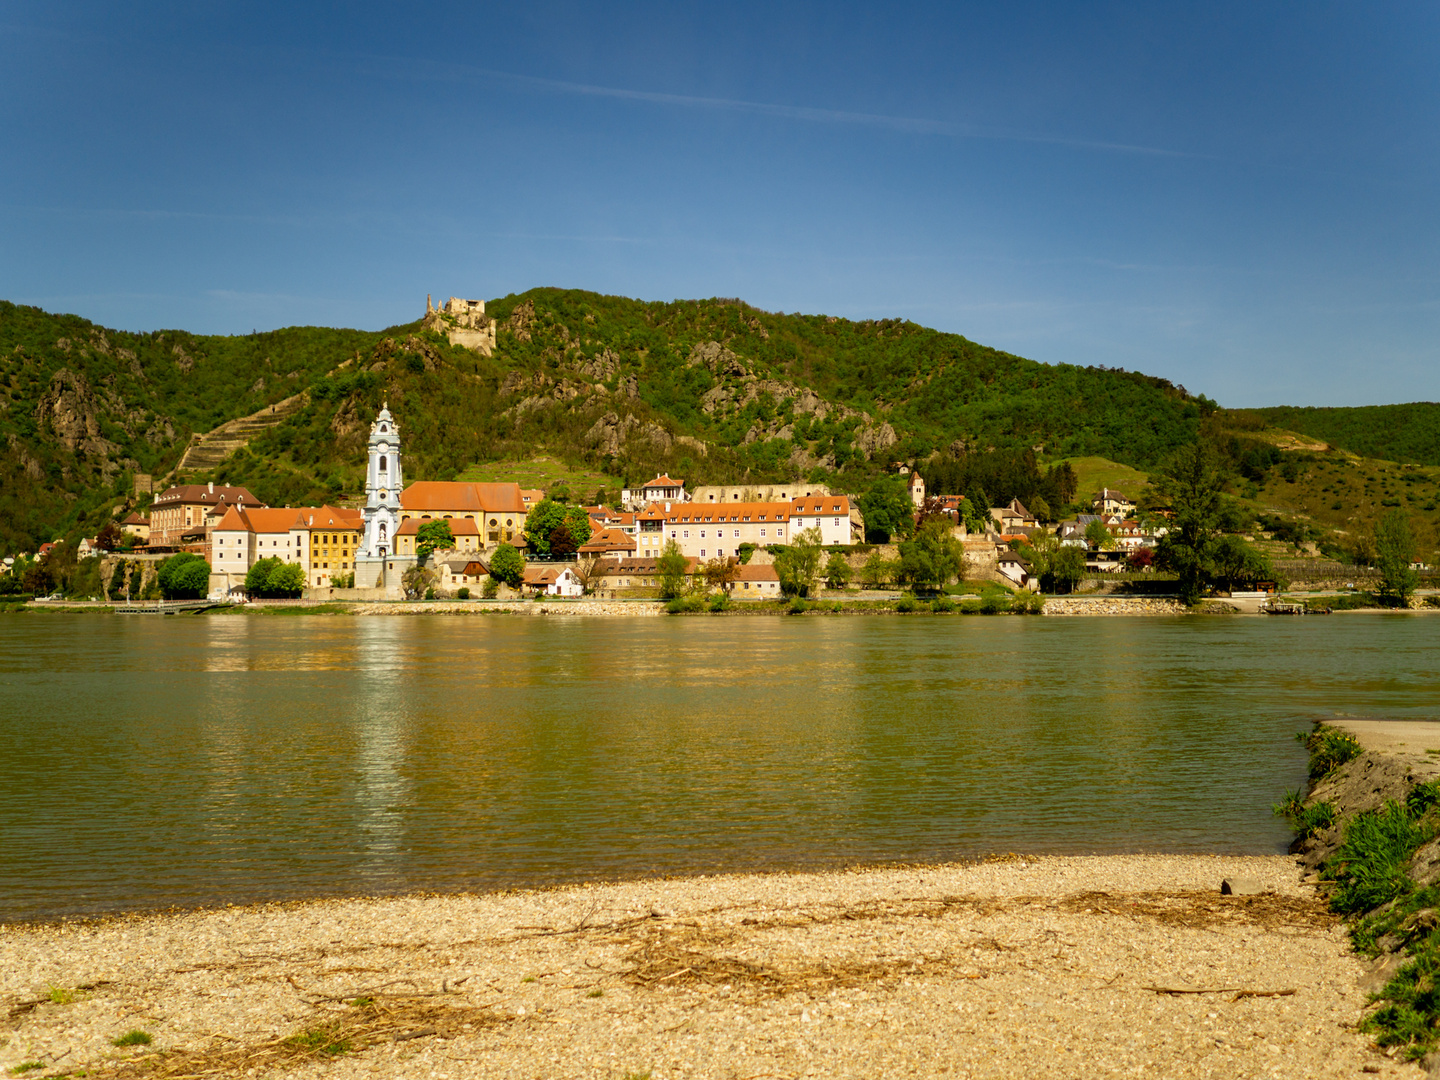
[401,482,526,514]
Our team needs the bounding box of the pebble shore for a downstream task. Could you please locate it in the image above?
[1,855,1411,1079]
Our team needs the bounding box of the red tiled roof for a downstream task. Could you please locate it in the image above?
[153,484,259,506]
[578,527,636,554]
[643,475,683,488]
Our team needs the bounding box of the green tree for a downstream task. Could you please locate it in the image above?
[774,527,823,597]
[415,519,456,558]
[1152,443,1225,604]
[1051,545,1086,594]
[897,517,968,592]
[1375,509,1420,605]
[243,556,304,598]
[268,562,306,597]
[245,556,280,597]
[860,550,894,589]
[823,551,852,590]
[858,475,915,543]
[157,552,211,599]
[701,556,739,593]
[1211,534,1272,591]
[488,543,524,588]
[1083,519,1115,550]
[656,540,689,599]
[108,560,129,599]
[524,499,593,556]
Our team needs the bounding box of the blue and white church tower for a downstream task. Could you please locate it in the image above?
[354,404,409,591]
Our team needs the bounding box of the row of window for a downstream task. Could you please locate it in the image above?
[677,528,784,539]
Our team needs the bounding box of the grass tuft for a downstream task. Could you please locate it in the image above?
[1297,725,1363,779]
[283,1025,352,1057]
[1325,800,1435,915]
[7,1065,44,1076]
[111,1029,152,1047]
[1272,790,1336,839]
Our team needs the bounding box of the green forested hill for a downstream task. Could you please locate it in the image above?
[1239,404,1440,466]
[3,287,1217,551]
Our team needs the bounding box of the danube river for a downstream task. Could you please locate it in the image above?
[1,613,1434,922]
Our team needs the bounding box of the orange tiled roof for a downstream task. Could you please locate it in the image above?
[643,474,683,488]
[734,563,780,582]
[788,495,853,515]
[396,516,481,536]
[401,482,526,514]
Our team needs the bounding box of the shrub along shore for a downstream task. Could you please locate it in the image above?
[1279,720,1440,1066]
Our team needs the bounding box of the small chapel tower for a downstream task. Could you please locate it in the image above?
[360,404,404,560]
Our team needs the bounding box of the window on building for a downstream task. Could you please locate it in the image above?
[379,456,387,473]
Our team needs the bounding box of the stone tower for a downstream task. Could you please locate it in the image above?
[354,404,409,592]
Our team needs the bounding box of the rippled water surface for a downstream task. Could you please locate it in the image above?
[1,613,1435,921]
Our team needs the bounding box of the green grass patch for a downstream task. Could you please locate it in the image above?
[1298,725,1363,780]
[665,595,707,614]
[7,1063,43,1075]
[1271,790,1336,839]
[47,985,79,1004]
[111,1029,152,1047]
[283,1024,352,1057]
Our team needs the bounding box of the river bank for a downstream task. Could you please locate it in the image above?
[1,854,1408,1080]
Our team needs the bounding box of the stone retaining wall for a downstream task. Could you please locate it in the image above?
[349,599,666,616]
[1041,597,1188,616]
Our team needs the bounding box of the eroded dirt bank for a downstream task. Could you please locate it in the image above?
[2,855,1411,1079]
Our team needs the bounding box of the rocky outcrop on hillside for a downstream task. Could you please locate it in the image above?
[584,411,675,457]
[34,369,118,461]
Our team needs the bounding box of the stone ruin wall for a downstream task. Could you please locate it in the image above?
[422,295,497,356]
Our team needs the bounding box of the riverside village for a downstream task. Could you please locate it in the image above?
[2,296,1432,616]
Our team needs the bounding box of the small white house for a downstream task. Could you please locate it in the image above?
[522,564,584,597]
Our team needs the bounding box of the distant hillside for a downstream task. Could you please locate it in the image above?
[1238,404,1440,466]
[2,288,1217,551]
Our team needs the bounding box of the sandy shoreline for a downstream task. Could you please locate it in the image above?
[1,855,1415,1079]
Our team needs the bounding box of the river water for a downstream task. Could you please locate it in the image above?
[1,613,1435,922]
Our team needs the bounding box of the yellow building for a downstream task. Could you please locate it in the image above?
[300,506,364,587]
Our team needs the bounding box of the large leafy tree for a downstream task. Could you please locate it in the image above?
[524,499,593,556]
[656,540,690,599]
[243,556,304,598]
[897,518,967,592]
[774,527,823,597]
[488,543,524,587]
[415,519,456,558]
[1375,510,1419,606]
[1083,519,1115,550]
[1211,534,1272,591]
[1152,443,1225,604]
[858,475,915,543]
[157,552,211,599]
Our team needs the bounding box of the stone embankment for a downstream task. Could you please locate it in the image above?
[1041,597,1187,616]
[347,599,665,616]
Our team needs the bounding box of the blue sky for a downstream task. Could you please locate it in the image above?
[3,2,1437,408]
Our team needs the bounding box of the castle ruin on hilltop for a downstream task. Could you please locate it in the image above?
[422,295,497,355]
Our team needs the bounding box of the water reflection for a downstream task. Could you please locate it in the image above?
[1,614,1436,921]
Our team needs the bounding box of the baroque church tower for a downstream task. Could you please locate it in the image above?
[357,404,404,580]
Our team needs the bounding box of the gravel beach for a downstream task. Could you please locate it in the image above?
[1,854,1413,1079]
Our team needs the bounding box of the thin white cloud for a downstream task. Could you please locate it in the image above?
[358,53,1203,160]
